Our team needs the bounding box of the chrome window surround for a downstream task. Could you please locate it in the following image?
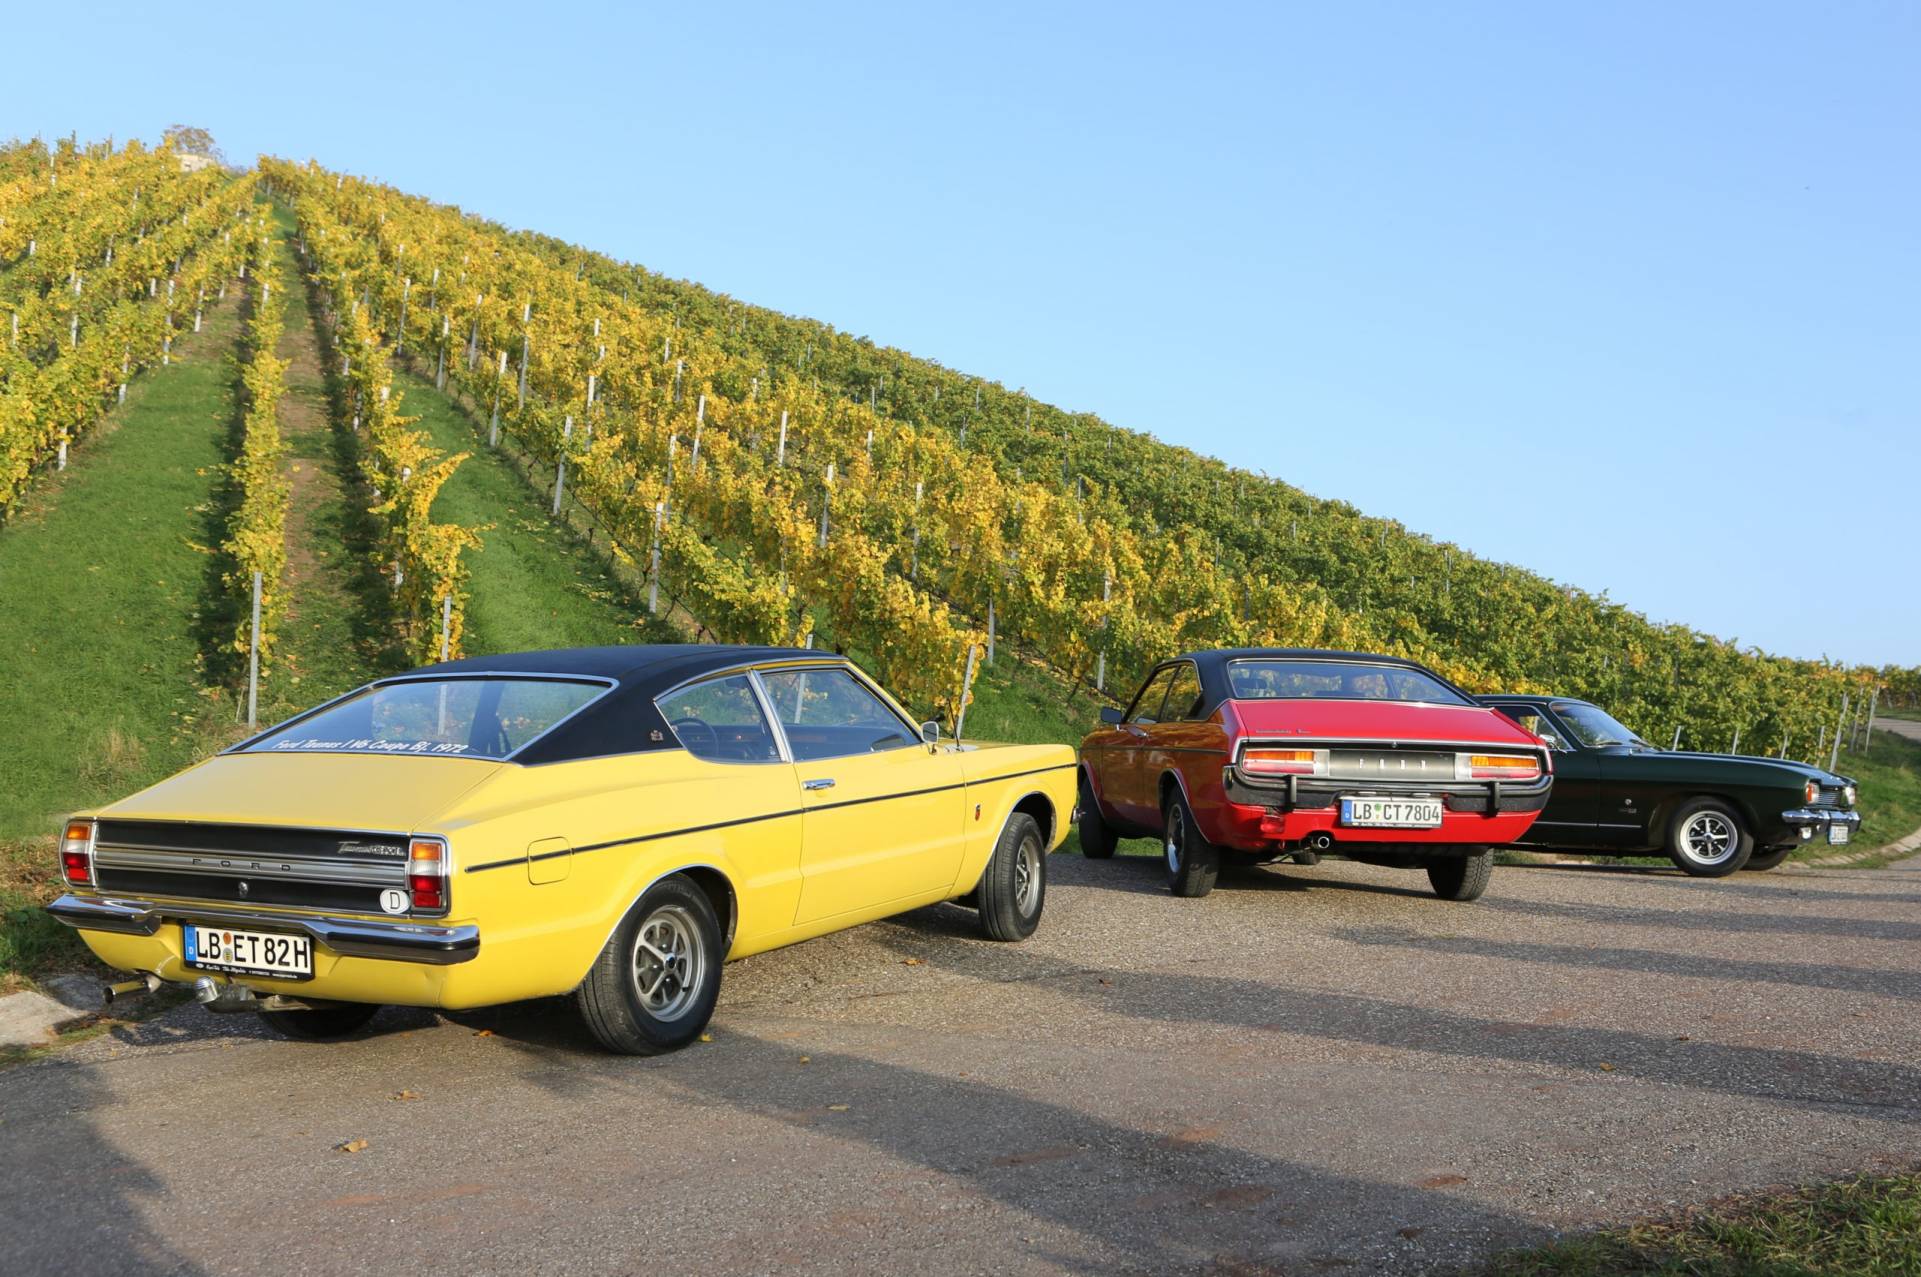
[1223,657,1474,708]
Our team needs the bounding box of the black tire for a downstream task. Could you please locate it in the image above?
[1426,849,1493,902]
[576,874,724,1054]
[977,813,1047,941]
[1076,770,1118,859]
[1666,798,1753,877]
[1742,844,1795,872]
[259,1003,381,1041]
[1162,787,1219,898]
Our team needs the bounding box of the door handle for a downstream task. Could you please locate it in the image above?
[803,778,836,791]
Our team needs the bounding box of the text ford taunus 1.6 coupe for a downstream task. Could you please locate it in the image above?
[48,645,1076,1054]
[1076,649,1553,901]
[1479,694,1861,875]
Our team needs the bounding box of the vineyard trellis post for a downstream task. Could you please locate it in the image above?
[553,416,572,514]
[818,463,834,547]
[1829,694,1849,772]
[1864,687,1879,747]
[439,594,452,662]
[777,410,788,466]
[1669,725,1682,751]
[953,643,980,744]
[246,571,262,729]
[647,500,665,615]
[1729,727,1740,755]
[396,277,410,353]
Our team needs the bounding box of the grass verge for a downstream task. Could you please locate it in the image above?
[1482,1170,1921,1276]
[1791,727,1921,864]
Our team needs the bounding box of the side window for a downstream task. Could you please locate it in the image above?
[1163,663,1204,721]
[657,674,780,763]
[1494,705,1569,751]
[1126,666,1179,726]
[759,667,916,761]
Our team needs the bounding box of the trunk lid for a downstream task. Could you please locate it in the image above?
[1227,698,1538,748]
[99,752,505,832]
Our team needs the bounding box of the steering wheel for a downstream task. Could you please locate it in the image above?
[669,715,721,755]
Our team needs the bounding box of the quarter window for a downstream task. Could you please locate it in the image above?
[1493,705,1570,751]
[657,674,780,763]
[1126,666,1179,726]
[759,667,916,761]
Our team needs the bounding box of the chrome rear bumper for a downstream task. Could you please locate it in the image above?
[46,894,480,965]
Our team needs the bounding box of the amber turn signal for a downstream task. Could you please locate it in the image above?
[1242,747,1321,776]
[407,837,449,914]
[1466,754,1542,780]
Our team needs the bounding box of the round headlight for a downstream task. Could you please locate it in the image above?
[1843,784,1857,807]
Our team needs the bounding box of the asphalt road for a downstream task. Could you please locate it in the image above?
[5,850,1919,1276]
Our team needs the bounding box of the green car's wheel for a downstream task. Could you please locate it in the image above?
[976,812,1047,941]
[260,1003,381,1041]
[1427,849,1493,902]
[1076,770,1118,859]
[1667,798,1752,877]
[1163,788,1219,898]
[576,874,724,1054]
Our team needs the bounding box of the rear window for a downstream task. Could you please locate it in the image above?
[244,678,607,760]
[1226,659,1468,706]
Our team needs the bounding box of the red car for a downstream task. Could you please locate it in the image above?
[1076,649,1552,901]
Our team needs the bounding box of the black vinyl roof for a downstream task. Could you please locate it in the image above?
[390,644,837,764]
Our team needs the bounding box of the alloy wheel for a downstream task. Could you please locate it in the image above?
[1681,812,1736,865]
[630,904,706,1021]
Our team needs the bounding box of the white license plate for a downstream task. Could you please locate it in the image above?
[1829,824,1851,846]
[1340,797,1444,828]
[184,925,313,978]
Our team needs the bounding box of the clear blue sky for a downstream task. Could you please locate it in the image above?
[12,2,1916,666]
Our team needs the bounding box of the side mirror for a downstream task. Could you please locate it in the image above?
[920,720,941,745]
[1099,707,1124,726]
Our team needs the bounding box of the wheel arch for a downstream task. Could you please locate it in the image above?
[1012,790,1057,847]
[1653,791,1757,845]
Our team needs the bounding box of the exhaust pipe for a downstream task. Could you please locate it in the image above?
[1306,831,1335,852]
[193,977,260,1011]
[102,973,161,1005]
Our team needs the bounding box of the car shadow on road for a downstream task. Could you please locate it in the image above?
[858,924,1921,1124]
[1074,848,1440,901]
[0,1057,211,1273]
[655,1029,1544,1273]
[1502,862,1921,907]
[1336,926,1921,1002]
[1476,894,1921,943]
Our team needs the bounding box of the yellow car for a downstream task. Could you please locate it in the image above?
[48,645,1076,1053]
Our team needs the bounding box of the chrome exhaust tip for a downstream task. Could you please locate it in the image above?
[193,976,221,1004]
[102,973,161,1005]
[1306,831,1335,853]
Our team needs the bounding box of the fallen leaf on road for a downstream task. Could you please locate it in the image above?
[798,1055,811,1065]
[1398,1226,1424,1240]
[473,1029,495,1038]
[335,1138,369,1154]
[1417,1174,1466,1189]
[698,1033,714,1043]
[391,1090,422,1102]
[1675,1036,1691,1042]
[1598,1062,1616,1072]
[902,957,923,966]
[827,1104,849,1112]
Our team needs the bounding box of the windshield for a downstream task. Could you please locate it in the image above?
[244,678,608,760]
[1552,701,1647,749]
[1225,659,1470,706]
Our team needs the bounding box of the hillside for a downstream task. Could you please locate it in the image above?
[260,157,1909,756]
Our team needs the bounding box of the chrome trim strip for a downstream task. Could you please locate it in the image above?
[1781,808,1862,826]
[93,847,406,886]
[44,895,479,965]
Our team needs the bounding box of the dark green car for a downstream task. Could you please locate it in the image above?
[1477,695,1861,876]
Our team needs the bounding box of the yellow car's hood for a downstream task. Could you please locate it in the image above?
[98,751,506,832]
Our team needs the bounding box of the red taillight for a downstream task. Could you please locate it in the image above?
[1466,753,1542,780]
[60,820,95,887]
[1242,747,1323,776]
[408,838,448,914]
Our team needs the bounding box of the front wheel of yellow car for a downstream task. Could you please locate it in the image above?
[260,1003,381,1041]
[976,812,1046,942]
[577,875,723,1055]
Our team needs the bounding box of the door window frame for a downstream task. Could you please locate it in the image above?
[1124,664,1180,726]
[654,671,791,765]
[1161,661,1205,722]
[751,662,924,762]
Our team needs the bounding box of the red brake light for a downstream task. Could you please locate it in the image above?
[60,820,95,887]
[408,838,448,913]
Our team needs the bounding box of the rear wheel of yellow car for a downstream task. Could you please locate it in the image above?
[577,875,723,1054]
[260,1003,381,1041]
[976,812,1046,941]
